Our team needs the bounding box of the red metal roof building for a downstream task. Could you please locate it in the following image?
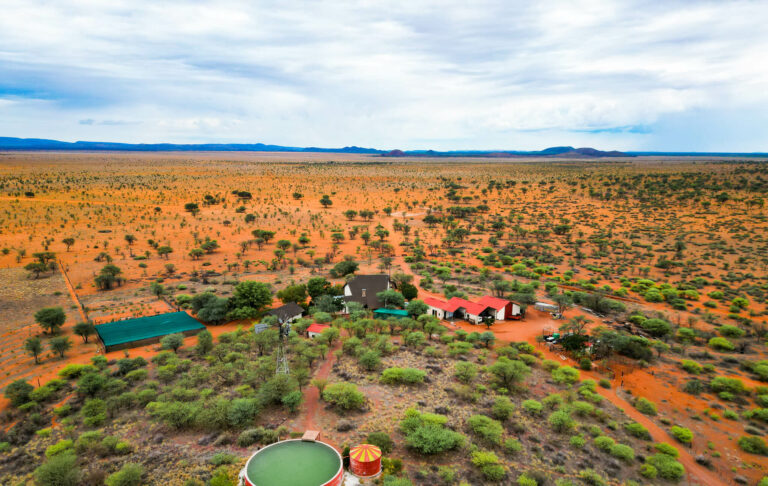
[477,295,523,320]
[307,323,330,338]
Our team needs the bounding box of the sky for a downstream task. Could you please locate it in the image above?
[1,0,767,152]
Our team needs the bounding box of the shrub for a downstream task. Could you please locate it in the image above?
[640,464,657,479]
[209,453,238,466]
[738,436,768,455]
[522,400,543,415]
[548,410,576,433]
[551,366,580,385]
[719,325,745,338]
[366,432,394,454]
[468,414,504,445]
[578,469,607,486]
[504,438,523,454]
[491,396,515,421]
[105,463,144,486]
[45,439,74,458]
[634,397,657,416]
[400,409,464,454]
[680,360,702,374]
[323,382,365,410]
[380,367,426,385]
[709,337,735,351]
[624,422,651,440]
[710,376,745,394]
[471,450,505,481]
[82,398,107,427]
[358,350,381,371]
[34,453,81,486]
[610,443,635,462]
[645,453,685,481]
[639,318,672,337]
[654,442,679,458]
[4,380,33,407]
[670,426,693,444]
[594,436,615,452]
[570,435,586,448]
[58,364,98,379]
[517,473,537,486]
[571,401,594,416]
[454,361,478,384]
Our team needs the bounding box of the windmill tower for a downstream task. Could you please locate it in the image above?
[275,322,290,375]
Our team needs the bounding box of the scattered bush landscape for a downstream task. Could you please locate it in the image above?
[0,152,767,485]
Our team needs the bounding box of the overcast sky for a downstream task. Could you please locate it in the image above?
[1,0,767,151]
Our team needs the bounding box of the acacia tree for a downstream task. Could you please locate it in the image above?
[73,322,96,343]
[49,336,72,358]
[35,307,66,334]
[62,238,75,251]
[24,337,43,364]
[95,264,123,290]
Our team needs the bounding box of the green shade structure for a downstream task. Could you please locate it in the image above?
[96,311,205,352]
[373,308,409,318]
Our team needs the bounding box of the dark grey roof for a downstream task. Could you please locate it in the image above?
[344,274,390,309]
[266,302,304,323]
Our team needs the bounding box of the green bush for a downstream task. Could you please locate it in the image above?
[680,360,702,374]
[522,400,543,415]
[738,436,768,455]
[34,453,81,486]
[491,396,515,421]
[719,325,745,338]
[380,367,426,385]
[105,463,144,486]
[624,422,651,440]
[609,443,635,462]
[471,450,506,481]
[551,366,580,385]
[570,435,586,448]
[654,442,679,458]
[634,397,657,416]
[670,426,693,444]
[82,398,107,426]
[209,453,238,465]
[323,382,365,410]
[708,337,735,351]
[645,453,684,481]
[366,431,394,454]
[504,438,523,454]
[710,376,745,394]
[400,409,464,454]
[640,464,657,479]
[454,361,478,384]
[578,469,607,486]
[517,473,538,486]
[571,401,594,416]
[468,414,504,445]
[45,439,74,458]
[548,410,576,433]
[594,436,615,452]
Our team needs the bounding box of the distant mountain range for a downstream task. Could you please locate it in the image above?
[0,137,766,158]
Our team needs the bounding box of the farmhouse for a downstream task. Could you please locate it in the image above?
[307,323,330,338]
[266,302,304,324]
[448,297,494,325]
[424,297,460,320]
[95,311,206,352]
[477,295,524,320]
[343,274,391,311]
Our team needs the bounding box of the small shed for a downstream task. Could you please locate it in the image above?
[307,323,330,338]
[373,308,409,319]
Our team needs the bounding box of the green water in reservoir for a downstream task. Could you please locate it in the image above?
[246,441,340,486]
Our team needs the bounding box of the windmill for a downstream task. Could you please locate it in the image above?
[275,321,290,375]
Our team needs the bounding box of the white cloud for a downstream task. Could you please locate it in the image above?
[0,0,767,150]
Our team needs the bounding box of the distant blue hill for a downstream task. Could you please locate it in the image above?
[0,137,383,154]
[0,137,765,158]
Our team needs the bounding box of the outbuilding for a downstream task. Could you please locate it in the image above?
[266,302,304,325]
[448,297,492,325]
[423,297,460,320]
[307,323,330,338]
[477,296,523,320]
